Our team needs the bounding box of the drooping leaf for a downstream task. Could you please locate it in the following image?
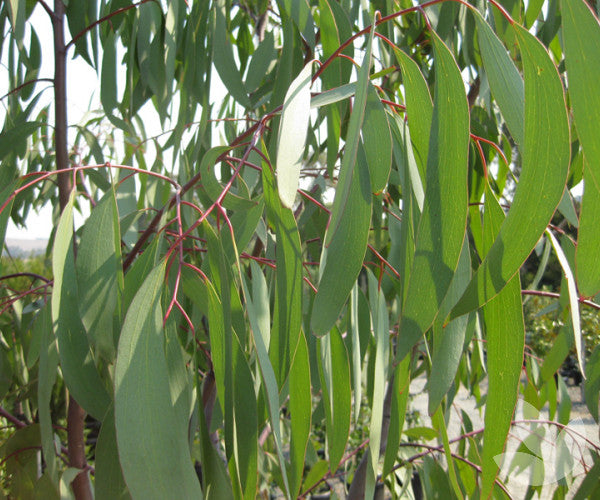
[382,355,411,478]
[76,189,123,363]
[324,22,374,246]
[95,407,130,500]
[585,345,600,422]
[428,237,472,414]
[318,327,351,472]
[546,229,584,376]
[473,9,524,147]
[262,156,303,384]
[100,31,117,113]
[52,194,110,420]
[561,0,600,297]
[276,61,313,208]
[240,271,291,497]
[37,304,59,483]
[451,23,570,319]
[310,144,372,336]
[481,185,525,498]
[212,1,250,108]
[396,32,470,361]
[361,83,392,193]
[114,261,202,498]
[393,48,433,182]
[366,271,390,489]
[245,31,277,93]
[281,0,316,48]
[288,331,312,498]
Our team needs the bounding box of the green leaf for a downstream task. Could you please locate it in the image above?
[393,48,433,182]
[101,31,117,113]
[76,189,123,363]
[289,331,311,498]
[115,261,202,499]
[310,144,372,336]
[585,345,600,422]
[262,157,303,384]
[366,271,389,485]
[349,283,362,424]
[546,229,584,376]
[361,83,392,194]
[37,304,59,483]
[52,194,110,420]
[318,327,351,472]
[6,0,25,47]
[276,61,313,208]
[245,31,277,93]
[281,0,316,49]
[95,407,130,500]
[396,32,470,361]
[451,23,570,319]
[325,23,374,246]
[428,237,472,414]
[0,122,42,161]
[560,0,600,297]
[230,329,258,500]
[212,1,250,108]
[240,271,291,497]
[310,82,356,108]
[382,356,411,477]
[481,185,525,498]
[473,9,524,147]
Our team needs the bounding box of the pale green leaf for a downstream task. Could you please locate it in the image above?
[481,185,525,498]
[100,31,117,113]
[310,144,371,336]
[546,229,584,377]
[561,0,600,297]
[451,24,570,319]
[318,327,351,472]
[76,189,123,362]
[52,195,110,420]
[240,273,290,497]
[393,48,433,182]
[37,305,59,483]
[95,407,130,500]
[115,261,202,499]
[362,83,392,193]
[289,331,311,498]
[473,9,524,147]
[262,156,303,384]
[396,32,470,361]
[212,2,250,108]
[276,61,313,208]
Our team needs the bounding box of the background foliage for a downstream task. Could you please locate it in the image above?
[1,0,600,498]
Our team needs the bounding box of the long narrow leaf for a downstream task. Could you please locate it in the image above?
[396,31,470,361]
[481,185,525,498]
[451,23,570,319]
[114,261,202,498]
[561,0,600,297]
[52,195,110,420]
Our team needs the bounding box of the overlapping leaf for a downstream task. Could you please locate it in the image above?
[561,0,600,297]
[114,261,202,498]
[451,23,570,319]
[396,31,470,361]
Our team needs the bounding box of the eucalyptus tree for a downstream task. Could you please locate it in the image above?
[1,0,600,498]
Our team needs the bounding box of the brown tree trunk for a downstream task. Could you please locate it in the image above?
[52,2,91,499]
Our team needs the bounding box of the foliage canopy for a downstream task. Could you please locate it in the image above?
[1,0,600,498]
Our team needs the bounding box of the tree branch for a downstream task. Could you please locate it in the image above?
[65,0,154,52]
[0,78,54,102]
